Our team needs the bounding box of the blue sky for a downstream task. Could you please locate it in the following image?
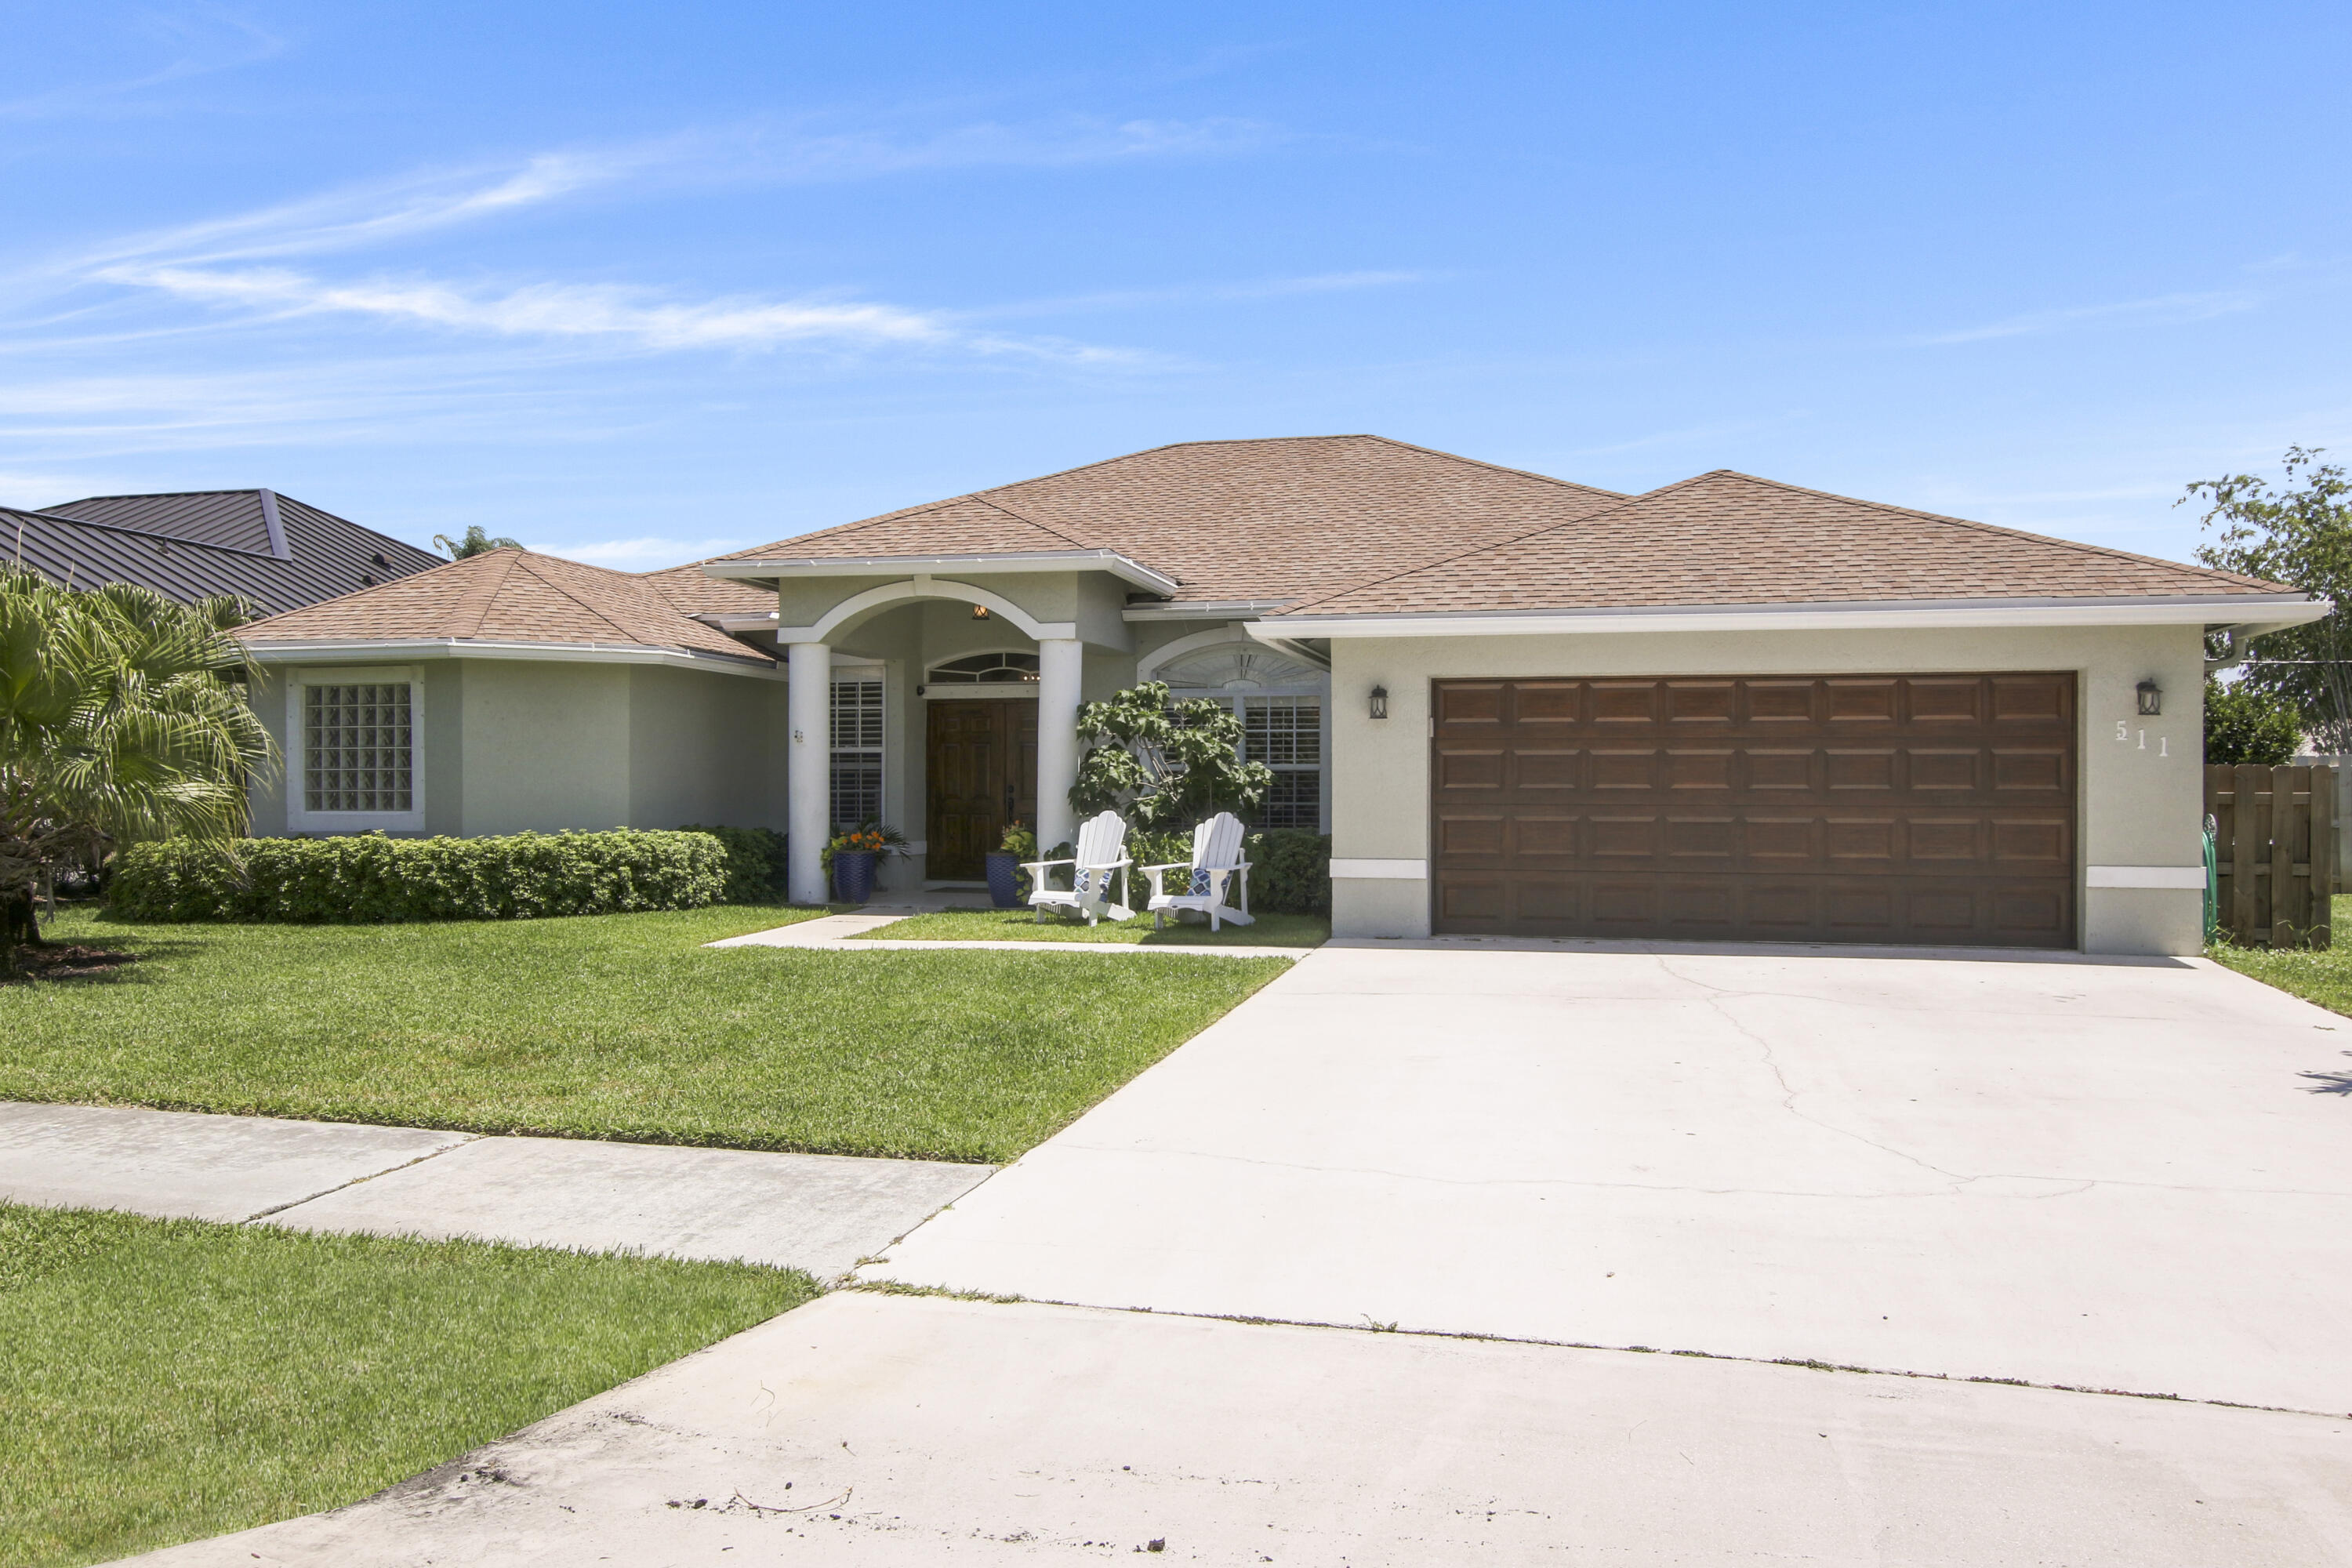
[4,2,2347,570]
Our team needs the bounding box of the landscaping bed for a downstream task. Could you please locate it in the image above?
[0,907,1290,1163]
[858,908,1330,946]
[0,1202,813,1568]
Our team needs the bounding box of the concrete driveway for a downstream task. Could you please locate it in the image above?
[121,939,2352,1564]
[866,940,2352,1414]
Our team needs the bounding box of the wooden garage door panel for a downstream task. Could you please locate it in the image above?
[1431,673,2076,948]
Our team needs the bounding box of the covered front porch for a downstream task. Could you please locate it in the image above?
[697,550,1330,904]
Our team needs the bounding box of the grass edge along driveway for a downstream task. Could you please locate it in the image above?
[858,906,1329,946]
[0,1201,816,1568]
[0,907,1293,1163]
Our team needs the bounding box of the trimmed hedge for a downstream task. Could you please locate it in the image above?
[109,830,728,924]
[1250,828,1332,917]
[677,824,787,905]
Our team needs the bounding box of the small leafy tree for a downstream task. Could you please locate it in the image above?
[433,524,522,560]
[1069,681,1272,830]
[0,569,274,951]
[2204,678,2303,765]
[2185,447,2352,750]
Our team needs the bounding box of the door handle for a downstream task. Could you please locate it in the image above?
[1004,783,1016,819]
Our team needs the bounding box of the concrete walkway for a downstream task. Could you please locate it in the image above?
[862,942,2352,1415]
[129,1290,2352,1566]
[710,910,1308,957]
[0,1102,989,1278]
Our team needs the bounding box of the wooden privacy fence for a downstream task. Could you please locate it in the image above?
[2208,764,2339,949]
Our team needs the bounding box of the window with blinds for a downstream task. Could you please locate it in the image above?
[1240,698,1323,831]
[304,683,413,812]
[829,678,884,829]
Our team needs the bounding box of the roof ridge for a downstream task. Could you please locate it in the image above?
[506,551,665,642]
[5,506,288,561]
[453,548,522,638]
[1697,470,2282,589]
[716,493,989,560]
[968,493,1093,550]
[1284,470,1718,613]
[1348,435,1629,503]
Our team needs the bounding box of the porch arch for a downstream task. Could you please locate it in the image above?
[789,578,1074,645]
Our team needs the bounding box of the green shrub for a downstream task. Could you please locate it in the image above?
[2205,677,2304,765]
[677,824,787,904]
[108,830,728,924]
[1250,829,1333,916]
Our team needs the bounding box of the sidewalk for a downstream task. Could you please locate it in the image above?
[0,1101,989,1278]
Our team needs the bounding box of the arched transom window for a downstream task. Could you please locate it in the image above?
[927,651,1041,684]
[1150,640,1327,832]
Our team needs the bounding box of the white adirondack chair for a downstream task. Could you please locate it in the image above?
[1142,812,1254,931]
[1022,810,1135,924]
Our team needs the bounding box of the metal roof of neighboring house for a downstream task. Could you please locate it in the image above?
[4,489,445,616]
[706,435,1632,606]
[1276,469,2296,619]
[236,548,775,666]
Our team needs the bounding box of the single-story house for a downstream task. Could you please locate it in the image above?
[233,435,2325,955]
[6,489,444,612]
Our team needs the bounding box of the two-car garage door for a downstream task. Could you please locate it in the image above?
[1431,673,2077,947]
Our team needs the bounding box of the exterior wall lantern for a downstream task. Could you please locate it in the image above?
[2136,679,2162,717]
[971,604,989,620]
[1369,684,1388,720]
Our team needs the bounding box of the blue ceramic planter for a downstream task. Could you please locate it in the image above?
[985,851,1028,909]
[831,850,877,905]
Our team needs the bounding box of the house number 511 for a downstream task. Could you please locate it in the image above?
[2116,720,2167,757]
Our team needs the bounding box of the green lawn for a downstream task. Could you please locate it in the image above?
[0,906,1289,1163]
[2209,893,2352,1014]
[858,906,1330,946]
[0,1203,814,1568]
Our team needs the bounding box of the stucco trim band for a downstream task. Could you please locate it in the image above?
[2085,866,2210,890]
[1261,592,2327,640]
[1331,858,1429,880]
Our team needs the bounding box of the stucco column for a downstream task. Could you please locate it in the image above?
[1036,637,1084,852]
[786,641,831,905]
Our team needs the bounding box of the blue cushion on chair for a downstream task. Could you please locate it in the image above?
[1074,869,1094,895]
[1189,866,1214,898]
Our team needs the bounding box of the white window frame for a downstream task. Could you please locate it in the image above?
[285,665,426,833]
[920,647,1044,699]
[828,670,887,832]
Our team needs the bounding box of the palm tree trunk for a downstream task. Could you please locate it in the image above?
[1,888,40,950]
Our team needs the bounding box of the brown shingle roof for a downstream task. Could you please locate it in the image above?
[237,549,771,665]
[1284,470,2292,616]
[710,435,1629,606]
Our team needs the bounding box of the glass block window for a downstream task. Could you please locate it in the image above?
[1240,698,1323,830]
[829,678,884,830]
[303,683,413,812]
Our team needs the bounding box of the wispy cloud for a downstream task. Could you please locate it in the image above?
[1907,290,2256,347]
[37,118,1272,361]
[970,269,1427,320]
[0,8,289,122]
[102,264,958,350]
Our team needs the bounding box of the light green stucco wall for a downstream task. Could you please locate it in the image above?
[244,655,787,840]
[1327,623,2206,954]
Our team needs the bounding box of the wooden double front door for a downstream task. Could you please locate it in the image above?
[926,699,1039,880]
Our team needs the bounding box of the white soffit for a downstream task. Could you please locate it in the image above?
[703,549,1181,597]
[1260,593,2330,639]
